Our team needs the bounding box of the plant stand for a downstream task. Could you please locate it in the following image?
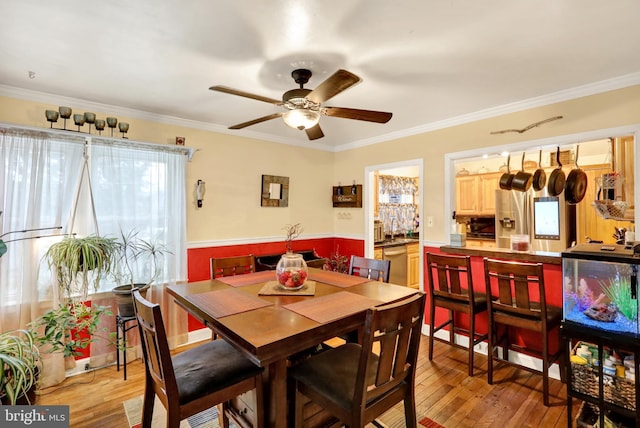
[115,314,137,380]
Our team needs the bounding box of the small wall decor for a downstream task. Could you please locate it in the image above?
[332,184,362,207]
[176,136,185,145]
[261,175,289,207]
[196,180,205,208]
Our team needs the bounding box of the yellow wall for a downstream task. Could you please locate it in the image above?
[0,96,335,243]
[332,85,640,243]
[2,84,639,245]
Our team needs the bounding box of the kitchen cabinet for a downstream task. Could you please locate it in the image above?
[576,164,633,244]
[465,238,496,248]
[374,247,383,260]
[455,172,501,216]
[407,242,420,288]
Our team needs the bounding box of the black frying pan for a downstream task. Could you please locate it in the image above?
[511,152,532,192]
[565,144,588,204]
[532,150,546,191]
[547,147,566,196]
[499,154,514,190]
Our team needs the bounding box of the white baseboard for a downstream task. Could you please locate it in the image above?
[421,324,561,380]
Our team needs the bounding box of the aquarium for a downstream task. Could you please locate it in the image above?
[562,243,640,337]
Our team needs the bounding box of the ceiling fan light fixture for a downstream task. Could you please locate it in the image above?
[283,108,320,130]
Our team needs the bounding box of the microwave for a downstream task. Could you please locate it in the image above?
[374,221,385,243]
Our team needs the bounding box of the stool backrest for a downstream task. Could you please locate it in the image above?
[483,258,547,322]
[426,252,475,303]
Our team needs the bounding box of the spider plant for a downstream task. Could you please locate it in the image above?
[43,234,119,301]
[0,329,40,405]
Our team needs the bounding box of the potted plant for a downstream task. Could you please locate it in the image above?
[38,234,118,369]
[0,329,40,405]
[111,230,170,317]
[43,234,119,301]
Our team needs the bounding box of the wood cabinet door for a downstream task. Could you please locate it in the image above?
[374,247,383,260]
[455,176,479,215]
[406,243,420,288]
[479,173,501,214]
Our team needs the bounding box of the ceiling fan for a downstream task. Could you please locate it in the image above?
[209,69,392,140]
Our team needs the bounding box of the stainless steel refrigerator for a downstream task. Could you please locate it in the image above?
[494,188,575,252]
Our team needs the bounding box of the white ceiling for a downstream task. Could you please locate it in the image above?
[2,1,640,151]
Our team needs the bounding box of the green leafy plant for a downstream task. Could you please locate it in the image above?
[111,229,171,287]
[29,302,112,358]
[0,329,40,405]
[43,235,119,300]
[600,274,638,321]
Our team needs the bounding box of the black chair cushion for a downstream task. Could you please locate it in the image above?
[173,339,263,406]
[289,343,379,409]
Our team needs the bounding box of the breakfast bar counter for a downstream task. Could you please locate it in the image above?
[439,244,562,265]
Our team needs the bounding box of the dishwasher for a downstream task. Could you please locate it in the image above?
[383,245,407,286]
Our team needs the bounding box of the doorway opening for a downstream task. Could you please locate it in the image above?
[365,158,423,289]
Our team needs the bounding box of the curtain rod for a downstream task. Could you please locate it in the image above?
[0,122,198,161]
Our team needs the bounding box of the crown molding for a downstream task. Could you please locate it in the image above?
[3,71,640,154]
[336,72,640,152]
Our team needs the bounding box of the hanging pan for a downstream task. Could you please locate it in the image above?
[565,144,588,204]
[499,154,514,190]
[547,147,566,196]
[512,152,533,192]
[532,150,546,191]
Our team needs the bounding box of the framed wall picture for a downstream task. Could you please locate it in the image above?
[261,175,289,207]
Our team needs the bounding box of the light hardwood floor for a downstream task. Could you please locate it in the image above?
[36,335,577,427]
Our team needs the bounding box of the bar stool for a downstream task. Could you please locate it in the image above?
[426,252,488,376]
[483,258,563,406]
[115,314,138,380]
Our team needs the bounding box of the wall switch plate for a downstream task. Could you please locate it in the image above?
[427,216,434,227]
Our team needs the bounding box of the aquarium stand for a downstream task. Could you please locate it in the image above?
[562,322,640,427]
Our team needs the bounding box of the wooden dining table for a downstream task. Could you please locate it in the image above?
[167,268,420,428]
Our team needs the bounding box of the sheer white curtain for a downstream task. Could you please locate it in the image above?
[1,128,190,369]
[87,138,189,365]
[0,129,85,332]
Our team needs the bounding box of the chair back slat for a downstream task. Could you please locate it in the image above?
[210,255,256,279]
[355,293,425,410]
[349,255,391,282]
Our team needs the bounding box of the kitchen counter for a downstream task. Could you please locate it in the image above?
[374,237,420,248]
[440,244,562,264]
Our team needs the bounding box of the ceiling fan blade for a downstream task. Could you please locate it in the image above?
[305,124,324,140]
[306,69,361,104]
[209,85,283,106]
[323,107,392,123]
[229,113,283,130]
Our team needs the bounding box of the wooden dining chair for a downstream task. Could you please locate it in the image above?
[210,254,256,279]
[348,255,391,282]
[289,292,426,428]
[132,289,265,428]
[483,258,563,406]
[426,252,488,376]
